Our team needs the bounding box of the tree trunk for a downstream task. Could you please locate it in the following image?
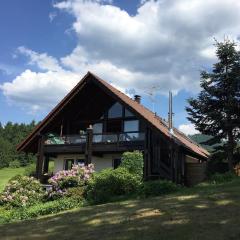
[227,130,234,173]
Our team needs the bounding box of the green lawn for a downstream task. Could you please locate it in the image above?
[0,167,25,192]
[1,180,240,240]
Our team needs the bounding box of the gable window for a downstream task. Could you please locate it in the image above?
[125,108,134,117]
[64,159,74,170]
[108,102,123,118]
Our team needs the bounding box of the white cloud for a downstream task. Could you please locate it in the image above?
[0,48,80,113]
[49,12,57,22]
[1,0,240,114]
[18,46,62,72]
[54,0,240,93]
[178,123,199,136]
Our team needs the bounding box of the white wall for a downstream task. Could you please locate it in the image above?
[53,153,122,173]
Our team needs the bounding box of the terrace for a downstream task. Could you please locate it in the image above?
[43,131,145,154]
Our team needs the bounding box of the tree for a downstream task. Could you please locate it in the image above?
[186,39,240,172]
[0,121,37,168]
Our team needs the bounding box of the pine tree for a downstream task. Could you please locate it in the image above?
[186,39,240,172]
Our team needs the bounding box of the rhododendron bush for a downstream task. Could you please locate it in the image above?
[0,176,44,209]
[46,164,94,200]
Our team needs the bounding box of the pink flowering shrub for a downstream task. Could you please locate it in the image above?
[0,175,44,209]
[46,164,94,201]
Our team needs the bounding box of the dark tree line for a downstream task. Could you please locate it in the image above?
[187,39,240,172]
[0,121,37,168]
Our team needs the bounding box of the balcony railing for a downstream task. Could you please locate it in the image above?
[44,132,145,145]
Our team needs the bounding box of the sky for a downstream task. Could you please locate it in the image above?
[0,0,240,135]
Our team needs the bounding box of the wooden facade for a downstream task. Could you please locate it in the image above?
[17,72,209,185]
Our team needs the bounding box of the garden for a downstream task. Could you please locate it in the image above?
[0,151,239,225]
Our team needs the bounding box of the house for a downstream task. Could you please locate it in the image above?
[17,72,209,185]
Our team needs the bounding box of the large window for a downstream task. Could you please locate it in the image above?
[124,120,139,132]
[93,123,103,142]
[108,102,123,118]
[123,120,139,141]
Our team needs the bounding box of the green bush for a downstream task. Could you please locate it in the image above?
[0,198,83,224]
[24,163,36,177]
[209,172,237,184]
[59,176,79,189]
[86,167,141,204]
[120,151,143,178]
[66,186,85,203]
[0,175,44,209]
[140,180,179,197]
[9,160,21,168]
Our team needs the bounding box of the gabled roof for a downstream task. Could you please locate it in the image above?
[17,72,209,159]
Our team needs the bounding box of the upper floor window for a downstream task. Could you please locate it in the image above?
[124,120,139,132]
[125,108,134,117]
[108,102,123,118]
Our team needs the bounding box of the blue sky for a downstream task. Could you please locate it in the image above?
[0,0,239,135]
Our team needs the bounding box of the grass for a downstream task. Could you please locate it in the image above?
[0,167,25,192]
[0,161,54,192]
[0,179,240,240]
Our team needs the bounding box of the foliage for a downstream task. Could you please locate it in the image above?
[209,172,237,184]
[140,180,180,197]
[0,121,37,169]
[46,164,94,201]
[49,164,94,189]
[9,160,21,168]
[66,186,85,203]
[0,175,44,208]
[186,39,240,171]
[189,134,222,153]
[86,167,141,204]
[24,163,36,177]
[0,198,83,224]
[0,167,25,192]
[206,152,229,175]
[120,151,143,178]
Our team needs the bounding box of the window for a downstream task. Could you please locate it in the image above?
[75,159,85,165]
[64,159,74,170]
[125,108,134,117]
[124,120,139,132]
[108,102,123,118]
[113,158,122,169]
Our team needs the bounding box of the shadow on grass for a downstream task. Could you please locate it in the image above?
[1,181,240,240]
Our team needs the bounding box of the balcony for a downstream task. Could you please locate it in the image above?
[43,132,145,154]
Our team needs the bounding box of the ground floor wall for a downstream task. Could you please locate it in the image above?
[53,153,122,173]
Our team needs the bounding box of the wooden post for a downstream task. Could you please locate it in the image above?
[36,135,44,180]
[43,155,49,174]
[85,125,93,165]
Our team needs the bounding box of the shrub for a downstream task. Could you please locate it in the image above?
[9,160,21,168]
[140,180,179,197]
[120,151,143,178]
[24,163,36,177]
[0,176,44,208]
[209,172,237,184]
[24,198,82,219]
[0,198,83,224]
[49,164,94,189]
[86,167,141,204]
[66,186,85,203]
[45,164,94,201]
